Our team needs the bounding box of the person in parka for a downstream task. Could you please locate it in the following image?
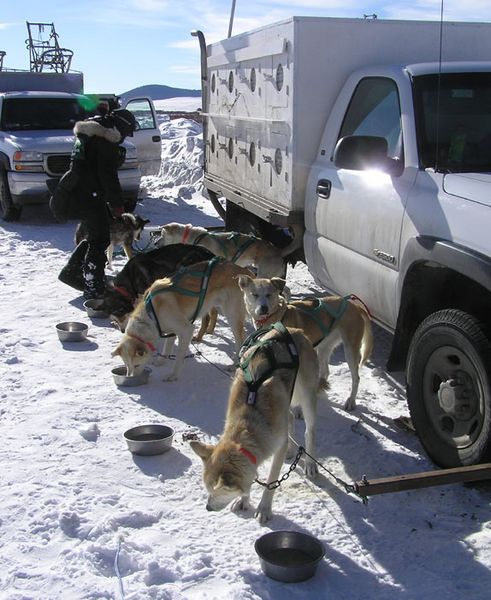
[56,108,138,299]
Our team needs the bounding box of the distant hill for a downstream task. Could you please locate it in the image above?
[120,84,201,101]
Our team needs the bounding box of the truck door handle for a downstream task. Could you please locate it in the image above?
[152,135,161,142]
[316,179,332,199]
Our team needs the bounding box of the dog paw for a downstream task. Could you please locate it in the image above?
[231,497,250,512]
[304,461,318,480]
[255,507,272,524]
[343,398,356,411]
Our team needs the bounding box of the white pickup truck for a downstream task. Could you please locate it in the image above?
[195,16,491,468]
[0,71,162,221]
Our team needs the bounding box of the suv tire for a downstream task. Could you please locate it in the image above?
[0,171,22,222]
[407,309,491,468]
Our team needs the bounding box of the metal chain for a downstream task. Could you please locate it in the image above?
[255,444,367,503]
[255,446,305,490]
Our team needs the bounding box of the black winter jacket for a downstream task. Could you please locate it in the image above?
[70,119,126,211]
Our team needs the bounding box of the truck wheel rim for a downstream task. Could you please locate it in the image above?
[423,345,483,448]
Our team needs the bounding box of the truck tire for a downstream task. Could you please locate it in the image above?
[406,309,491,468]
[0,171,22,222]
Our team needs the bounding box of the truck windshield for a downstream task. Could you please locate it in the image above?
[413,72,491,173]
[1,97,91,131]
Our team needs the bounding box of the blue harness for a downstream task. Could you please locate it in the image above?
[238,322,299,406]
[290,296,350,346]
[144,256,223,337]
[194,231,258,263]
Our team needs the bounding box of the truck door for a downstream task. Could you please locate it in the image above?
[123,97,161,176]
[306,76,415,327]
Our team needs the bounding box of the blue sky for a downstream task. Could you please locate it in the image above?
[1,1,489,95]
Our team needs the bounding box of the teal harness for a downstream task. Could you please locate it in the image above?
[144,256,223,337]
[194,231,257,263]
[238,322,300,405]
[290,296,350,346]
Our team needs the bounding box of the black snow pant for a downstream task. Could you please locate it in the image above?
[58,193,110,299]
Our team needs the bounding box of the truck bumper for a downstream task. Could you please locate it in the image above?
[8,169,141,206]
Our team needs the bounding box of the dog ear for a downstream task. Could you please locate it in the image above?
[271,277,287,292]
[190,440,214,461]
[236,274,254,290]
[215,472,239,491]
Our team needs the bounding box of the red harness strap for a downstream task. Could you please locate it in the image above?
[126,333,156,353]
[182,224,192,244]
[239,447,257,464]
[113,285,133,299]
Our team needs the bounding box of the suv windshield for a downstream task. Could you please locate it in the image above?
[413,72,491,173]
[1,97,92,131]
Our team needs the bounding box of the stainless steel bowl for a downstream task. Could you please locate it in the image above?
[255,530,324,583]
[83,299,108,318]
[123,424,175,455]
[112,366,151,387]
[56,321,88,342]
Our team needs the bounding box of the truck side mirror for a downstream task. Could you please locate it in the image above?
[333,135,394,172]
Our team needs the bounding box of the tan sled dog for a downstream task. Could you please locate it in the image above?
[154,222,301,278]
[190,323,319,523]
[238,275,373,411]
[112,258,251,381]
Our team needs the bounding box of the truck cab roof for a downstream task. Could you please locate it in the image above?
[0,90,85,99]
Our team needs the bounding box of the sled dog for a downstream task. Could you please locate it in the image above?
[191,323,319,523]
[103,243,216,332]
[238,275,373,411]
[112,258,251,381]
[75,213,150,269]
[154,222,301,278]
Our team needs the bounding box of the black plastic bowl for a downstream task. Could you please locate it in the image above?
[255,530,324,583]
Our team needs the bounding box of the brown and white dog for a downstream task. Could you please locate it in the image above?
[190,324,319,523]
[153,222,300,279]
[112,258,251,381]
[238,275,373,411]
[75,213,150,270]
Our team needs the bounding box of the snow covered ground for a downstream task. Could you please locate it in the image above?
[0,115,490,600]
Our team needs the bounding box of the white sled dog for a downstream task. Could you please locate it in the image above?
[191,323,319,523]
[112,258,251,381]
[238,275,373,411]
[153,222,302,278]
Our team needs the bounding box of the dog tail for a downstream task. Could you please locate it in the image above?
[280,223,304,258]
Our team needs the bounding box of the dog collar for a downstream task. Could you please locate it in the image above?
[113,285,132,299]
[126,333,156,353]
[239,447,257,464]
[182,224,192,244]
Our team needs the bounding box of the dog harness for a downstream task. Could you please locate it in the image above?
[238,321,299,406]
[193,231,257,263]
[288,296,350,346]
[144,256,223,337]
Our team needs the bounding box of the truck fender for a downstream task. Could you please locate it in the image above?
[388,236,491,372]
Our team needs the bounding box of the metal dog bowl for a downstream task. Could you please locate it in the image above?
[83,299,108,318]
[255,530,324,583]
[112,366,150,387]
[123,424,174,456]
[56,321,88,342]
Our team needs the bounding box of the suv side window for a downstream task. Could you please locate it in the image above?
[339,77,402,159]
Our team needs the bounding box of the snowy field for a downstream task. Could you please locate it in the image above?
[0,115,490,600]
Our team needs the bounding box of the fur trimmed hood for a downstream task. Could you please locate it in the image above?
[74,120,122,143]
